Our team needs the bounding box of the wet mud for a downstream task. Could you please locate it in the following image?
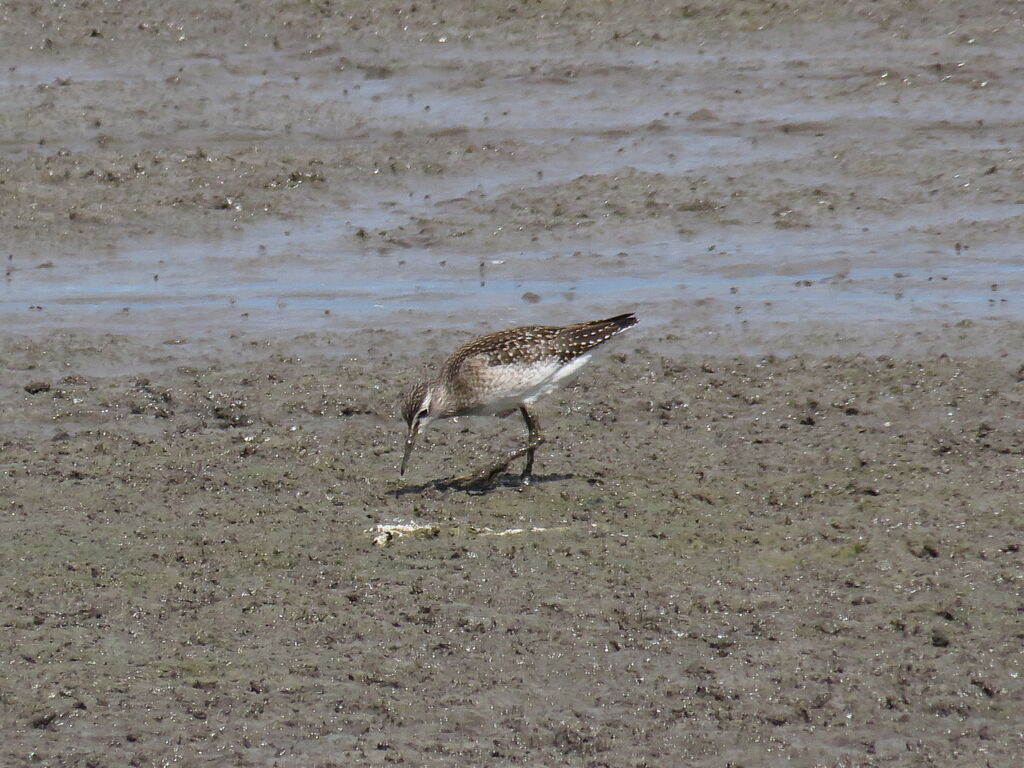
[2,1,1023,766]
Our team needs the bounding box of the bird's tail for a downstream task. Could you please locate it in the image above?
[559,312,638,353]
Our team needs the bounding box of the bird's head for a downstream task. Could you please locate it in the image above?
[399,380,435,477]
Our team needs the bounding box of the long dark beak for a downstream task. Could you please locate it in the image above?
[400,428,417,477]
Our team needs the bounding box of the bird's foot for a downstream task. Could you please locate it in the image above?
[439,446,533,491]
[440,462,509,491]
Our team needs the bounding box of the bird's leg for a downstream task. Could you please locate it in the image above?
[518,405,545,484]
[441,406,545,490]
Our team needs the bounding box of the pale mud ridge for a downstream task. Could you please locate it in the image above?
[3,0,1024,766]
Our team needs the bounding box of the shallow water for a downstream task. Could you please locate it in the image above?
[3,24,1023,348]
[3,202,1020,337]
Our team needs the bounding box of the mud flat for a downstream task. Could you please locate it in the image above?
[2,1,1023,766]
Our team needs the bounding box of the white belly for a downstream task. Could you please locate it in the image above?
[473,353,593,415]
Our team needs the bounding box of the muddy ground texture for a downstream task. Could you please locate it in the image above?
[3,334,1023,767]
[3,1,1024,766]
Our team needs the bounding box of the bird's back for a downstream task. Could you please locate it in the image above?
[447,313,636,367]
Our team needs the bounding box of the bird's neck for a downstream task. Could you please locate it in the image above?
[427,380,459,419]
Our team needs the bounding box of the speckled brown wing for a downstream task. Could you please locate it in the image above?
[447,313,638,369]
[550,313,638,362]
[465,325,566,366]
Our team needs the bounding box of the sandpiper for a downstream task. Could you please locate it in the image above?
[399,312,638,486]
